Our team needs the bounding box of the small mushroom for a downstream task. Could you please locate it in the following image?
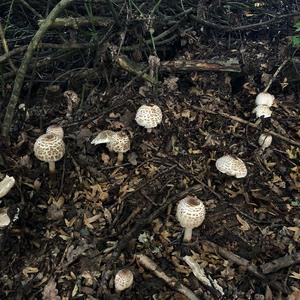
[176,196,206,242]
[114,269,134,293]
[215,155,247,178]
[255,92,274,107]
[0,175,15,198]
[258,133,272,150]
[34,133,65,175]
[252,105,272,118]
[0,208,10,228]
[91,131,130,164]
[135,104,162,132]
[46,124,64,139]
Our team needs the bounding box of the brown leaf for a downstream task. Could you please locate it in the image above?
[265,285,273,300]
[42,278,59,300]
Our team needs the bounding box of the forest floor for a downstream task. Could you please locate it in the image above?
[1,1,300,299]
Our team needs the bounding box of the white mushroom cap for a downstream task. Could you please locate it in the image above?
[34,133,65,163]
[114,269,134,292]
[135,104,162,129]
[215,155,247,178]
[255,92,275,107]
[0,175,15,198]
[91,130,115,145]
[107,132,130,154]
[258,133,272,150]
[253,105,272,118]
[46,124,64,139]
[0,208,10,228]
[176,196,206,229]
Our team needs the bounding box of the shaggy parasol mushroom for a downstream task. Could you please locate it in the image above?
[46,124,64,139]
[114,269,134,293]
[0,175,15,198]
[176,196,206,242]
[258,133,272,150]
[253,105,272,118]
[135,104,162,132]
[215,155,247,178]
[34,133,65,175]
[91,131,130,164]
[255,92,275,107]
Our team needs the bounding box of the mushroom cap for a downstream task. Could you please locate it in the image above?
[0,208,10,228]
[253,105,272,118]
[0,175,15,198]
[114,269,134,292]
[255,92,274,107]
[176,196,206,229]
[215,155,247,178]
[135,104,162,129]
[258,133,272,150]
[91,130,115,145]
[34,133,65,163]
[46,124,64,139]
[107,132,130,153]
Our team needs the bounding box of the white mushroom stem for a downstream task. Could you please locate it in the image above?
[183,228,193,242]
[48,161,56,174]
[147,128,152,133]
[117,152,124,164]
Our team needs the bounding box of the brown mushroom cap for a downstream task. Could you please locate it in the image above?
[46,124,64,139]
[114,269,134,292]
[107,132,130,153]
[135,104,162,129]
[176,196,206,229]
[215,155,247,178]
[34,133,65,163]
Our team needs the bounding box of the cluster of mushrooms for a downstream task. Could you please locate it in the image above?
[29,92,275,293]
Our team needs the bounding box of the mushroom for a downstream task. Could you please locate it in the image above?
[176,196,206,242]
[215,155,247,178]
[0,175,15,198]
[46,124,64,139]
[91,131,130,164]
[252,105,272,118]
[258,133,272,150]
[135,104,162,132]
[34,133,65,175]
[255,92,275,107]
[114,269,134,293]
[0,208,10,228]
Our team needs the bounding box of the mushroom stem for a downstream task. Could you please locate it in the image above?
[147,128,152,133]
[183,228,193,242]
[117,152,124,165]
[48,161,56,175]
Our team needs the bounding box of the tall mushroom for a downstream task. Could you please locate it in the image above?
[176,196,206,242]
[114,269,134,293]
[135,104,162,132]
[91,131,130,164]
[34,133,65,175]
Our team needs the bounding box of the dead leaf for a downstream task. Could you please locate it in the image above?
[265,285,273,300]
[42,278,59,300]
[236,214,251,231]
[23,266,39,277]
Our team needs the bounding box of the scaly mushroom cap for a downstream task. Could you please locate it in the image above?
[0,175,15,198]
[46,124,64,139]
[114,269,134,292]
[135,104,162,129]
[258,133,272,150]
[176,196,206,229]
[255,92,274,107]
[215,155,247,178]
[91,130,115,145]
[0,208,10,228]
[107,132,130,153]
[34,133,65,163]
[253,105,272,118]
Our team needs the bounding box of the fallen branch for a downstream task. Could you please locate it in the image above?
[1,0,75,138]
[192,105,300,147]
[136,254,200,300]
[38,16,113,29]
[260,252,300,274]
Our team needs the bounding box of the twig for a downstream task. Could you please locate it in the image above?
[136,254,200,300]
[18,0,43,19]
[106,0,119,25]
[260,252,300,274]
[1,0,75,139]
[264,59,289,92]
[192,105,300,147]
